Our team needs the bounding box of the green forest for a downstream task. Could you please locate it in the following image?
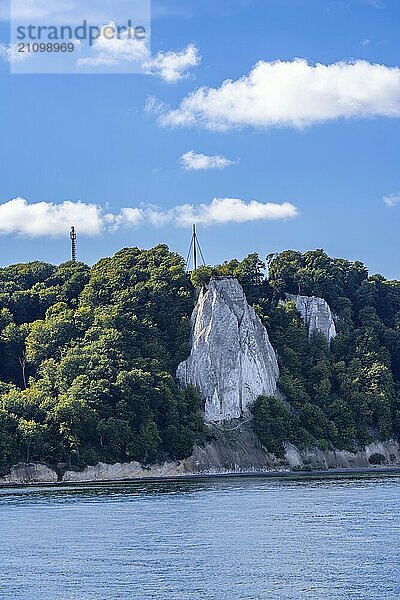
[1,245,400,474]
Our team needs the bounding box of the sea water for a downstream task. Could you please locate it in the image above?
[1,475,399,599]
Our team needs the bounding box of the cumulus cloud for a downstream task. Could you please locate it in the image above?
[77,21,148,68]
[107,198,298,228]
[108,207,144,228]
[144,95,168,115]
[383,193,400,207]
[160,59,400,130]
[0,197,298,237]
[154,198,298,226]
[180,150,235,171]
[77,30,199,78]
[112,198,298,227]
[142,43,200,82]
[0,198,105,237]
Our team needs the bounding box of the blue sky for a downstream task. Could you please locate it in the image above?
[0,0,399,277]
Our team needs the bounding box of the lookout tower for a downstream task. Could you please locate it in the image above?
[70,226,77,262]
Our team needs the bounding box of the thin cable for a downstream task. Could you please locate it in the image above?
[197,240,206,266]
[186,235,194,269]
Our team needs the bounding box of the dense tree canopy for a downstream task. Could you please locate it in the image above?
[0,245,399,474]
[0,247,204,474]
[253,250,400,456]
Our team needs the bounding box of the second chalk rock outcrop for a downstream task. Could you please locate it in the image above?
[286,294,337,343]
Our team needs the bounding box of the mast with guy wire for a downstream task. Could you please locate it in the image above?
[186,224,206,271]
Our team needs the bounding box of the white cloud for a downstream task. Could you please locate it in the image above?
[107,207,144,228]
[162,198,298,226]
[160,59,400,130]
[144,95,167,115]
[383,193,400,207]
[77,30,198,79]
[180,150,235,171]
[0,198,105,237]
[77,21,148,68]
[142,43,200,82]
[104,198,297,229]
[0,197,298,237]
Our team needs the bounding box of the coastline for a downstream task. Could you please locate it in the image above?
[1,465,400,490]
[2,432,400,489]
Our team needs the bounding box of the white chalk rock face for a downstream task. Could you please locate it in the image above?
[177,278,279,423]
[286,294,336,343]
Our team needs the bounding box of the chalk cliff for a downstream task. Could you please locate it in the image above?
[286,294,336,343]
[177,278,279,422]
[0,463,58,485]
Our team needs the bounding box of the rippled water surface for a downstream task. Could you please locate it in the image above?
[1,475,400,599]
